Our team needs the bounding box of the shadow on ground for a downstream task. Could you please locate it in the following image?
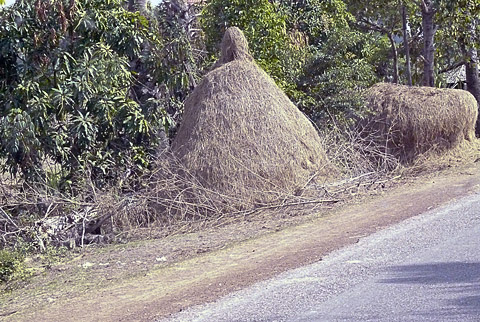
[381,262,480,318]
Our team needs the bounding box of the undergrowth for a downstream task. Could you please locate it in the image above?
[0,248,30,283]
[2,116,478,286]
[0,119,401,251]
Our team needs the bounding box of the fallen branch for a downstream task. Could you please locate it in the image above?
[0,207,18,229]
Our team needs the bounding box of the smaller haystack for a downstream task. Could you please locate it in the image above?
[171,27,333,206]
[363,82,478,160]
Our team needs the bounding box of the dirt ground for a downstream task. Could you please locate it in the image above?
[1,162,480,321]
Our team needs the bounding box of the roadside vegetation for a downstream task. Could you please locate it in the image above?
[1,0,480,285]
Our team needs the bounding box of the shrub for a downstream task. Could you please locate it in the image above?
[0,0,168,187]
[0,249,26,283]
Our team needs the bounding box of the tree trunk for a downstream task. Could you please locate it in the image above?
[461,21,480,136]
[465,58,480,136]
[387,33,399,84]
[421,0,435,87]
[128,0,146,13]
[402,4,412,86]
[128,0,135,11]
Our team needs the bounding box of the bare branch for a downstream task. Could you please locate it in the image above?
[439,61,466,74]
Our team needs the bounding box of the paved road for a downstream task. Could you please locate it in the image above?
[163,192,480,322]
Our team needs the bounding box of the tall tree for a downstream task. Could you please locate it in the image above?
[155,0,204,121]
[419,0,436,86]
[402,3,412,85]
[346,0,411,84]
[438,0,480,133]
[460,20,480,134]
[280,0,378,118]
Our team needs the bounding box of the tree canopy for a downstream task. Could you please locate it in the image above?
[0,0,167,185]
[0,0,479,186]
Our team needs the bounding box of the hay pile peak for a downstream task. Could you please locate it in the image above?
[171,27,333,206]
[219,26,253,65]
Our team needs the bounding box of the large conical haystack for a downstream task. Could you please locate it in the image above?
[171,27,332,205]
[363,82,478,161]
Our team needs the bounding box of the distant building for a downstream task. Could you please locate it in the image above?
[445,65,467,89]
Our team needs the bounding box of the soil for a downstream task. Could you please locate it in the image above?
[1,162,480,322]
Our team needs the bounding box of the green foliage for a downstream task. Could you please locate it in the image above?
[0,0,476,188]
[436,1,480,60]
[0,0,168,186]
[0,249,27,283]
[282,0,378,119]
[154,0,204,116]
[201,0,306,91]
[200,0,378,120]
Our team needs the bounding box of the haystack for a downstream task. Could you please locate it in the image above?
[363,82,478,161]
[171,27,332,205]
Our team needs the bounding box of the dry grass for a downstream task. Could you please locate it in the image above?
[171,27,335,207]
[213,26,253,68]
[363,83,478,162]
[318,116,402,176]
[112,151,340,237]
[4,37,480,250]
[407,139,480,175]
[3,117,476,249]
[0,151,336,249]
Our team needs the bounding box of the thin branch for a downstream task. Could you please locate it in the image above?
[439,61,466,74]
[0,207,18,229]
[356,19,390,34]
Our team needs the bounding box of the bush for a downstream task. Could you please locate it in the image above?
[0,249,26,283]
[0,0,168,187]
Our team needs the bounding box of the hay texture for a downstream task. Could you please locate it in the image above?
[171,27,332,205]
[363,82,478,161]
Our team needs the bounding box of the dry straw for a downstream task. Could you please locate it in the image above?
[363,82,478,162]
[171,27,334,206]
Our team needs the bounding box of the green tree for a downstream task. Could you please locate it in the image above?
[346,0,414,84]
[401,2,413,85]
[0,0,168,185]
[281,0,379,120]
[201,0,304,91]
[201,0,379,121]
[437,0,480,132]
[418,0,436,86]
[154,0,204,115]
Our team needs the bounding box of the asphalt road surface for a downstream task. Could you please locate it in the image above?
[163,192,480,322]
